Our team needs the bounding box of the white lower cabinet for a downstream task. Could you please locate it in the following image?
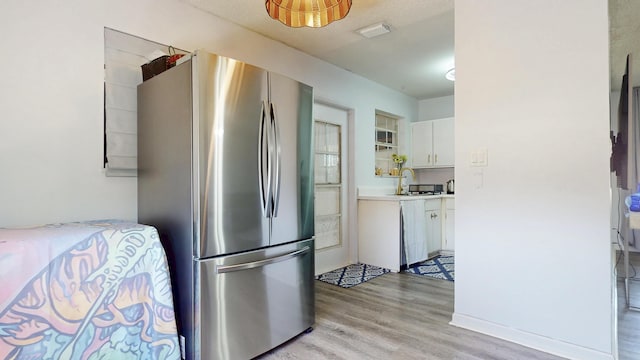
[424,199,442,256]
[443,198,455,251]
[358,200,402,272]
[357,196,455,272]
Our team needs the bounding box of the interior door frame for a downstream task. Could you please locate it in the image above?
[314,98,357,273]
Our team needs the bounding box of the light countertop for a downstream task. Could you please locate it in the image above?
[358,194,455,201]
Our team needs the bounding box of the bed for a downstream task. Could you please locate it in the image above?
[0,220,180,360]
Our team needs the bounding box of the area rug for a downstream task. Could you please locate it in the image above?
[404,255,454,281]
[316,263,390,288]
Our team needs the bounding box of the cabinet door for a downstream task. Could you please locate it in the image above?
[433,117,454,167]
[411,121,433,167]
[443,198,455,251]
[358,200,402,272]
[424,199,442,254]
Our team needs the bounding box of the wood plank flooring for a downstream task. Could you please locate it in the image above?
[617,251,640,360]
[259,273,563,360]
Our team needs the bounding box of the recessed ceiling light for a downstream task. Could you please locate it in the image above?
[356,22,391,39]
[445,68,455,81]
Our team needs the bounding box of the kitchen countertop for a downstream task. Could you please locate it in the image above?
[358,194,455,201]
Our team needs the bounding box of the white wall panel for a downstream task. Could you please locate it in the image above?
[452,0,613,358]
[0,0,417,227]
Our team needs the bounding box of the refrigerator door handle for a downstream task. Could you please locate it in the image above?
[214,246,311,274]
[269,102,282,217]
[258,101,271,217]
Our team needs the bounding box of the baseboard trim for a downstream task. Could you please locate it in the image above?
[438,250,454,257]
[450,313,614,360]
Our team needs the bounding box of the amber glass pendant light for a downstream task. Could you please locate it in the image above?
[265,0,352,28]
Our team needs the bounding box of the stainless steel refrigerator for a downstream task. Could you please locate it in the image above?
[137,51,315,360]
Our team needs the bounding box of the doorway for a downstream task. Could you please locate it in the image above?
[314,102,352,275]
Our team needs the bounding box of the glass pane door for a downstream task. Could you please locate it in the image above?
[314,121,342,250]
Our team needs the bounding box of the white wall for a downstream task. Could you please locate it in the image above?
[415,167,454,187]
[452,1,613,359]
[418,95,454,121]
[0,0,417,227]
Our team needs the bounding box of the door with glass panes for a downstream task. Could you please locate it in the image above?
[314,103,349,275]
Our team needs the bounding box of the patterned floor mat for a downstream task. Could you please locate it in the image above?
[316,263,390,288]
[404,255,454,281]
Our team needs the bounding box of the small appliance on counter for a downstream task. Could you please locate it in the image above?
[408,184,444,195]
[446,179,455,194]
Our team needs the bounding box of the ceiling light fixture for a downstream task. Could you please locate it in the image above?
[265,0,352,28]
[445,68,455,81]
[356,22,391,38]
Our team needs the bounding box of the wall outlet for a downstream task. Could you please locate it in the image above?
[473,169,484,189]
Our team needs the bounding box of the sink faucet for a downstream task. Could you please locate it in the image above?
[396,167,416,195]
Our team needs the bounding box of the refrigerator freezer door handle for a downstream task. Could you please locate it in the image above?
[258,101,271,217]
[270,102,282,217]
[214,246,311,273]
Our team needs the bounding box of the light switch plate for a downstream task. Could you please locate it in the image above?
[477,147,488,166]
[470,147,488,167]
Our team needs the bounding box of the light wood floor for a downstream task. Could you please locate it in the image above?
[260,273,563,360]
[617,251,640,360]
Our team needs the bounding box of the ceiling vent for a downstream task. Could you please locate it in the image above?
[356,22,391,38]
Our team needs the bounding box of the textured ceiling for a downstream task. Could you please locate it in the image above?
[180,1,633,98]
[181,0,455,100]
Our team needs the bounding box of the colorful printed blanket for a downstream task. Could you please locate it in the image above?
[0,221,180,360]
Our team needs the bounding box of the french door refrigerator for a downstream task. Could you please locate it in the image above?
[137,50,315,360]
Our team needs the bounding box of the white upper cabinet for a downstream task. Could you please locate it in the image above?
[410,117,454,168]
[411,121,433,167]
